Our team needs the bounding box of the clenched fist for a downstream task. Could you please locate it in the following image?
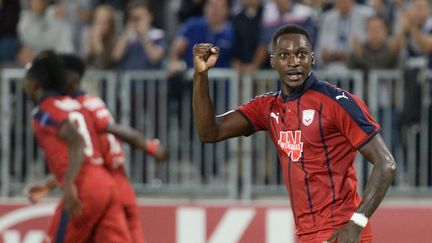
[193,43,220,73]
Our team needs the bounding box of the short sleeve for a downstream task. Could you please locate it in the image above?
[33,106,68,130]
[236,96,269,134]
[332,93,381,149]
[81,96,114,133]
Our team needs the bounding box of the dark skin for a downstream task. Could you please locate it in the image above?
[193,34,397,243]
[24,77,84,217]
[65,71,167,161]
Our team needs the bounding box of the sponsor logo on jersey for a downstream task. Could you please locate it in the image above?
[302,109,315,127]
[278,131,303,161]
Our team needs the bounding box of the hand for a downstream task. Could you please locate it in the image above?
[193,43,220,73]
[146,139,168,161]
[23,182,51,204]
[62,183,82,217]
[324,221,363,243]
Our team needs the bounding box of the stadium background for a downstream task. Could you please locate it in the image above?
[1,0,432,242]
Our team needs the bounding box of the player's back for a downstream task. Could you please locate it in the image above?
[33,94,105,183]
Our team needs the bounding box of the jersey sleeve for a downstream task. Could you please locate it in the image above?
[82,96,114,133]
[236,96,268,135]
[332,93,381,149]
[33,105,69,130]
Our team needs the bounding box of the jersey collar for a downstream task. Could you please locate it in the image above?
[279,72,317,102]
[71,90,86,98]
[37,90,62,105]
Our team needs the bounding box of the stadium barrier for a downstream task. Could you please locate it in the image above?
[0,68,431,199]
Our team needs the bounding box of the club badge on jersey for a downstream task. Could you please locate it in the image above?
[302,109,315,127]
[278,131,303,161]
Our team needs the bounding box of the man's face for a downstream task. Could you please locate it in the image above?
[204,0,229,27]
[23,75,39,101]
[270,34,314,94]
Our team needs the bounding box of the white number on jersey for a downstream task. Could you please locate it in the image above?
[68,112,94,157]
[106,134,122,154]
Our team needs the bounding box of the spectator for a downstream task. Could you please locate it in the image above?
[82,4,117,69]
[395,0,432,126]
[177,0,205,23]
[232,0,264,72]
[0,0,21,66]
[316,0,374,71]
[112,0,166,70]
[247,0,317,71]
[348,15,400,73]
[53,0,93,52]
[17,0,74,66]
[169,0,235,74]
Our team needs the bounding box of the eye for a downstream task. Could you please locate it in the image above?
[296,52,307,58]
[278,53,289,59]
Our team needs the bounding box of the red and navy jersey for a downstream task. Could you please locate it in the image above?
[32,93,104,184]
[73,92,125,170]
[237,73,380,236]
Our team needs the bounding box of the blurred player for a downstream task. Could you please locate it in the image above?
[25,53,167,243]
[24,51,132,242]
[192,25,397,243]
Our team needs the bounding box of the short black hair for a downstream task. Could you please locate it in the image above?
[26,50,67,92]
[59,53,86,78]
[271,24,312,51]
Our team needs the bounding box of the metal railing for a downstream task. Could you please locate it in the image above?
[1,68,431,199]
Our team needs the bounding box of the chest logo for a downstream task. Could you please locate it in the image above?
[302,109,315,127]
[278,131,303,161]
[270,112,279,124]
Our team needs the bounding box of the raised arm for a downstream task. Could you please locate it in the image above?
[57,120,85,217]
[192,43,252,143]
[105,123,167,161]
[326,134,397,243]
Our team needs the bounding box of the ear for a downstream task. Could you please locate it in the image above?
[270,54,276,69]
[311,52,315,65]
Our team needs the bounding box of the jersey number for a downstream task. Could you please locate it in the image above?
[106,134,122,154]
[69,112,94,156]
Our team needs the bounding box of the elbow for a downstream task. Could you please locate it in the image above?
[384,157,398,180]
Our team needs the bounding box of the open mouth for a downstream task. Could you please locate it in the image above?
[286,71,303,81]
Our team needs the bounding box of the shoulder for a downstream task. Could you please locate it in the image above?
[183,16,206,29]
[247,91,279,107]
[80,95,106,111]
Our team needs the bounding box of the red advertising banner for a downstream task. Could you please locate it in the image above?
[0,201,431,243]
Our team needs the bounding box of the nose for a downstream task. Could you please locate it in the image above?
[287,54,300,67]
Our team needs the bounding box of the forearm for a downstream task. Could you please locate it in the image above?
[111,36,128,62]
[63,140,85,186]
[106,124,151,152]
[193,71,219,142]
[142,37,164,64]
[356,157,396,218]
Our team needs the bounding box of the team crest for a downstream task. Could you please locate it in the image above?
[278,131,303,161]
[302,109,315,127]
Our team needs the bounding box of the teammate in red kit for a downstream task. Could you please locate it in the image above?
[24,51,132,242]
[25,53,167,243]
[192,25,397,243]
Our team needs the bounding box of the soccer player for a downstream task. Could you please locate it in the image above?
[24,51,132,242]
[192,24,397,243]
[25,53,167,243]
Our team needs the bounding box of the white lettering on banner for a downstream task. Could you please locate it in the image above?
[0,204,55,233]
[266,209,295,243]
[177,207,206,243]
[3,230,46,243]
[207,209,256,243]
[176,207,293,243]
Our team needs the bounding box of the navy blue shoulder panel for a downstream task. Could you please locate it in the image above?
[309,80,377,134]
[33,109,58,128]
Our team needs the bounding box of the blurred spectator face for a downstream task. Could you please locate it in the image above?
[274,0,292,13]
[367,17,388,47]
[243,0,261,9]
[335,0,354,16]
[93,5,116,38]
[28,0,49,15]
[410,0,430,26]
[204,0,230,27]
[129,5,153,29]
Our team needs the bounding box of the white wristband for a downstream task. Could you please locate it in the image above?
[350,212,368,228]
